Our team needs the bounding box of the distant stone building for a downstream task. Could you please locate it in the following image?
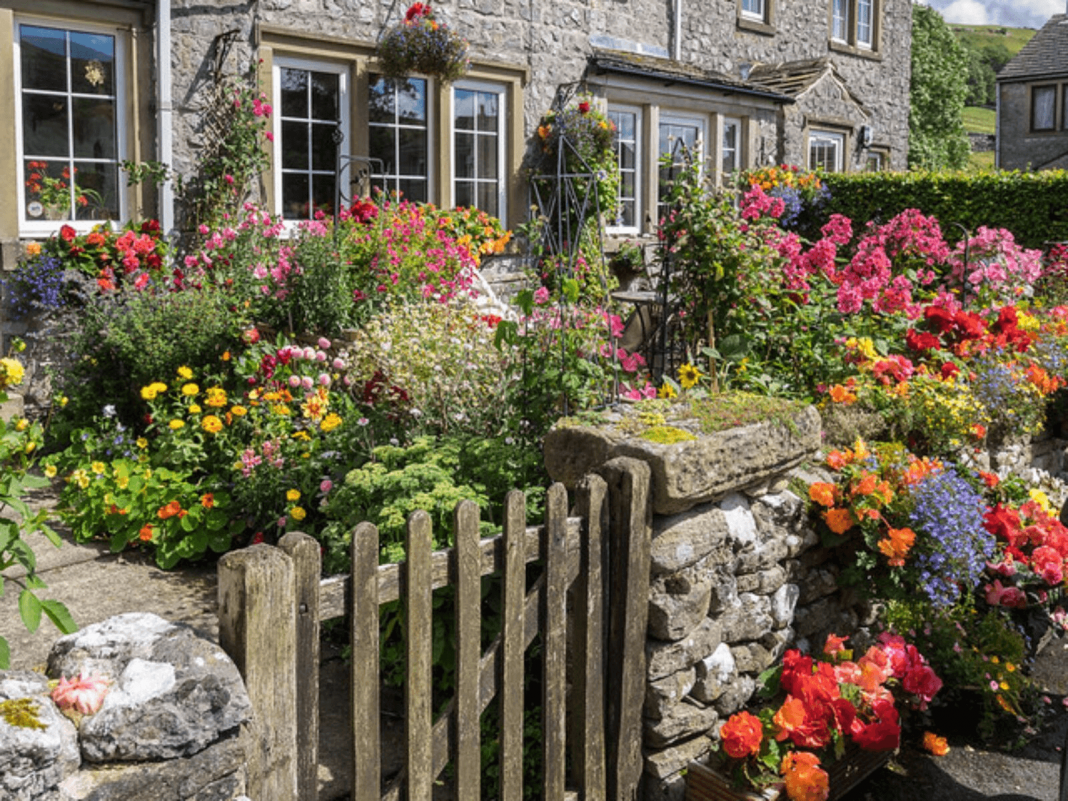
[997,12,1068,171]
[0,0,912,256]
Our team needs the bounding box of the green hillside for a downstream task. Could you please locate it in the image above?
[950,24,1036,57]
[962,106,995,135]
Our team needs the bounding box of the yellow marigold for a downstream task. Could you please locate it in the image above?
[136,437,148,449]
[141,385,160,401]
[169,419,185,430]
[91,461,106,474]
[205,387,228,407]
[150,381,167,394]
[201,415,223,434]
[72,469,90,490]
[291,506,307,521]
[44,464,57,479]
[177,366,193,380]
[320,413,342,432]
[189,404,202,414]
[182,383,199,396]
[0,358,26,388]
[286,489,301,502]
[230,405,247,417]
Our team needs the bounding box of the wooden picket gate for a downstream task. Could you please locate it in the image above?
[218,458,651,801]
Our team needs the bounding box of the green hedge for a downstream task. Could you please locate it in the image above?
[804,170,1068,249]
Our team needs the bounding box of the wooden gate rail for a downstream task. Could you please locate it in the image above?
[219,460,651,801]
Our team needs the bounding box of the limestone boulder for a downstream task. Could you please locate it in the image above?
[47,613,251,763]
[0,672,80,800]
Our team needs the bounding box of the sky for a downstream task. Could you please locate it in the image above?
[919,0,1065,28]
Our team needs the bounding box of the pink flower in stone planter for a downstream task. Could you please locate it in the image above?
[52,672,110,716]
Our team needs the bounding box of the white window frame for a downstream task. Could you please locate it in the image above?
[741,0,766,22]
[368,74,433,204]
[857,0,873,48]
[831,0,849,42]
[271,56,350,223]
[13,16,128,236]
[1032,85,1056,132]
[809,129,844,172]
[451,79,507,219]
[607,104,642,234]
[657,112,706,223]
[721,116,741,179]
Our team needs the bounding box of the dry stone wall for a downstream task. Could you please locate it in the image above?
[545,404,863,801]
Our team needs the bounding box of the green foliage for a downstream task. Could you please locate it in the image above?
[813,170,1068,249]
[910,5,971,170]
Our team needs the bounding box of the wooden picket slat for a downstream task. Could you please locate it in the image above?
[454,500,481,801]
[500,490,527,801]
[571,474,608,801]
[279,532,321,801]
[351,522,381,801]
[406,511,434,801]
[543,483,568,801]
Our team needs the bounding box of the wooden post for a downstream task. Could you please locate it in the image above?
[598,457,652,801]
[500,490,527,801]
[218,544,299,800]
[406,511,434,801]
[351,523,381,801]
[280,532,321,801]
[570,473,608,801]
[454,500,481,801]
[543,483,568,801]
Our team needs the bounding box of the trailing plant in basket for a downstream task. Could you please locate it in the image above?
[377,3,469,83]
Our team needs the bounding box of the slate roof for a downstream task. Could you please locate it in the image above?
[998,14,1068,83]
[587,49,792,104]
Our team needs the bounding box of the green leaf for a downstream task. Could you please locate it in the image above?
[0,636,8,670]
[38,523,63,549]
[40,600,77,635]
[18,589,42,633]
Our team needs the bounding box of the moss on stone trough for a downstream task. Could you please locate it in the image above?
[0,696,46,730]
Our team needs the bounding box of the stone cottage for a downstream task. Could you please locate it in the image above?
[0,0,911,258]
[996,10,1068,171]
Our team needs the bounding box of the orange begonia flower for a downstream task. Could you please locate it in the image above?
[808,482,836,507]
[923,731,950,756]
[824,508,855,535]
[781,751,829,801]
[720,710,763,759]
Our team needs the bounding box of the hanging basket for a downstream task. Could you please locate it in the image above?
[686,746,893,801]
[377,3,469,83]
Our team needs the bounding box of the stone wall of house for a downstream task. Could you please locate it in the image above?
[678,0,913,170]
[543,403,867,801]
[998,82,1068,171]
[0,613,253,801]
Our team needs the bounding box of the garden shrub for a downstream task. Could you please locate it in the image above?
[810,171,1068,250]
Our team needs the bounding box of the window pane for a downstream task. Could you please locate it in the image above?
[70,31,114,95]
[809,132,842,171]
[477,182,498,216]
[369,127,395,172]
[399,128,428,176]
[397,79,427,123]
[73,97,116,159]
[22,94,69,156]
[455,132,475,179]
[722,122,738,173]
[311,72,339,121]
[23,159,68,219]
[742,0,764,18]
[20,26,67,92]
[281,121,309,169]
[280,68,308,118]
[282,173,310,219]
[74,160,118,220]
[454,89,475,130]
[476,92,498,131]
[1064,86,1068,130]
[399,178,427,204]
[1033,86,1055,130]
[312,173,336,216]
[832,0,848,40]
[368,77,394,123]
[311,121,338,171]
[455,180,475,208]
[476,134,498,179]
